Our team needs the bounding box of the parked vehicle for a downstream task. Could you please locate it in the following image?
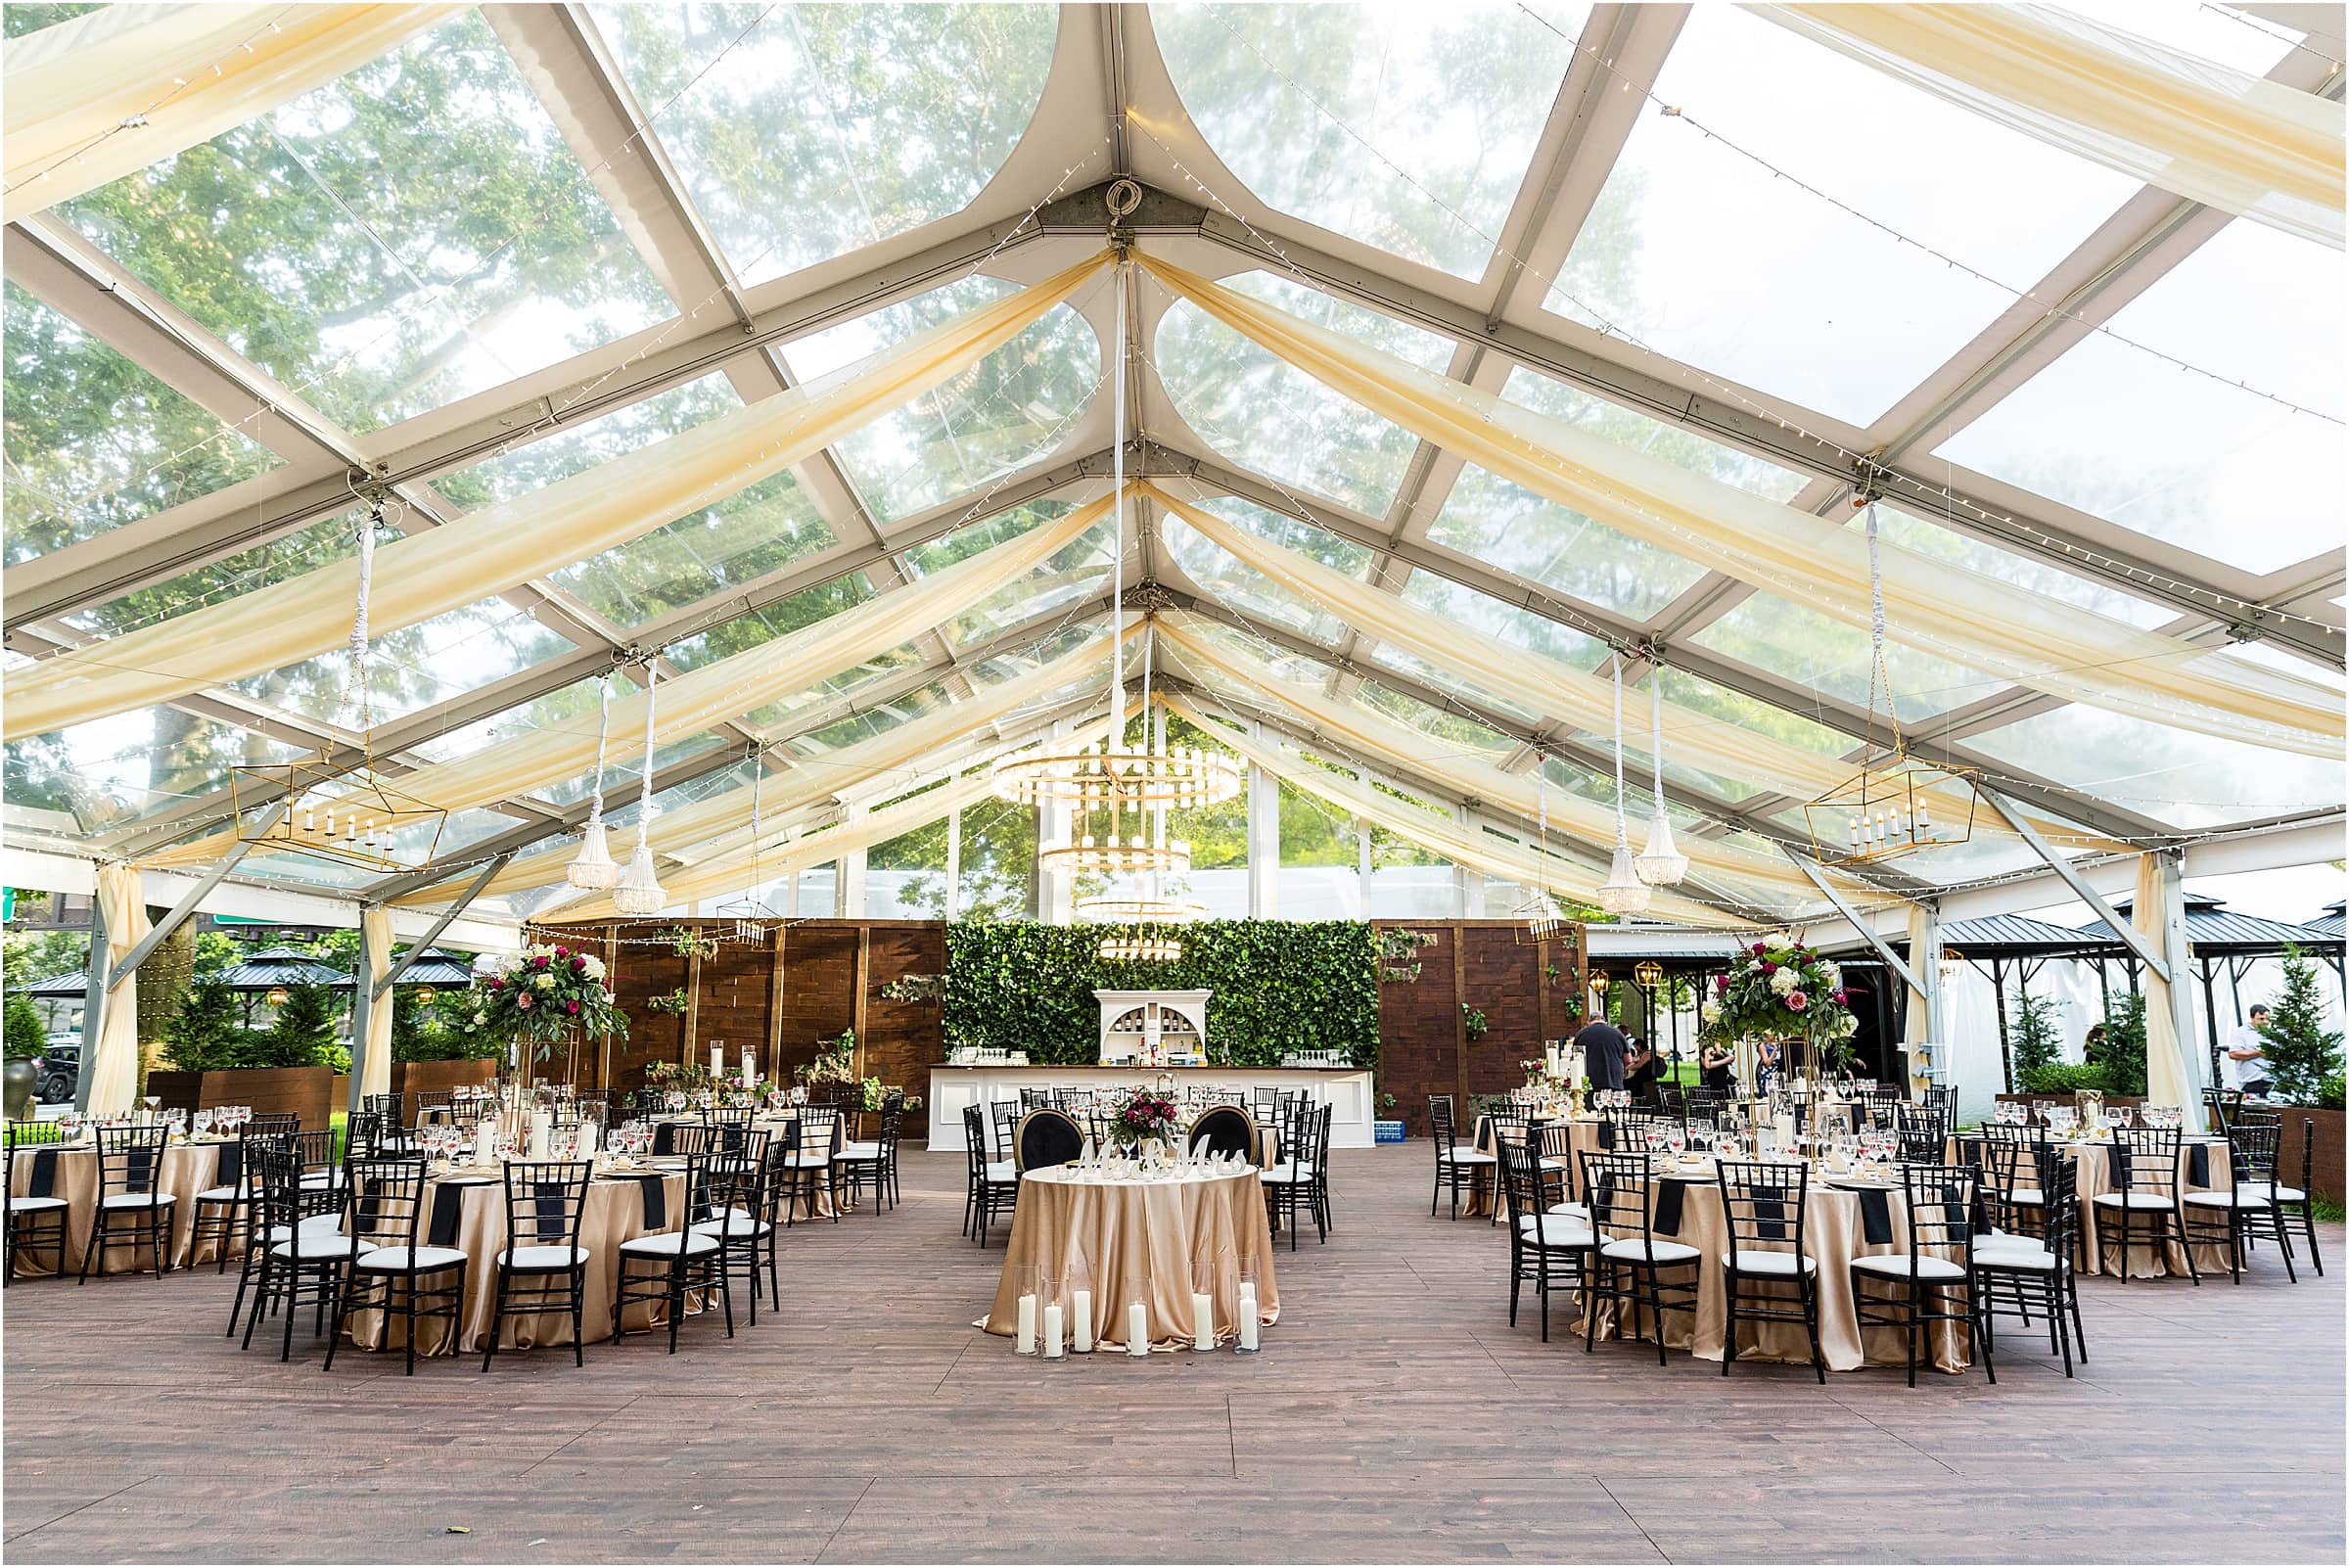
[35,1034,78,1104]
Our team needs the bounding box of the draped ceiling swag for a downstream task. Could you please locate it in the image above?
[2,1,2340,936]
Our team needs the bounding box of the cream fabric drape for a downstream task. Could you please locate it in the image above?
[395,630,1122,906]
[1904,902,1936,1097]
[359,905,395,1099]
[85,863,150,1116]
[1161,692,1744,928]
[2134,852,2198,1117]
[558,724,1107,920]
[1149,484,2105,849]
[5,252,1110,739]
[1156,615,1815,900]
[1754,3,2345,249]
[3,4,462,223]
[1135,254,2342,758]
[153,492,1119,870]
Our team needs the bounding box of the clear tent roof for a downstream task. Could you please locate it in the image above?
[1,0,2339,932]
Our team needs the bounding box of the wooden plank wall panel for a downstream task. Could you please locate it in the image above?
[862,922,945,1137]
[1372,921,1459,1138]
[775,924,857,1081]
[609,944,688,1090]
[694,940,776,1076]
[1372,919,1587,1136]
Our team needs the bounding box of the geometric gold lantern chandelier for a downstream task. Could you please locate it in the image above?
[236,504,446,873]
[1803,500,1977,867]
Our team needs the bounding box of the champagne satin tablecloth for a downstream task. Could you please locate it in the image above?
[345,1167,687,1356]
[1584,1170,1971,1373]
[1956,1134,2234,1279]
[982,1166,1280,1352]
[6,1138,229,1276]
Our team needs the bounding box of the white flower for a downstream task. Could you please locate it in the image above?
[533,972,556,992]
[1837,1012,1860,1038]
[472,1011,487,1027]
[580,954,606,980]
[1820,961,1843,990]
[1770,968,1799,997]
[1699,1000,1720,1024]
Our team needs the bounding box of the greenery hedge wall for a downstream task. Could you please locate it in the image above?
[944,920,1378,1068]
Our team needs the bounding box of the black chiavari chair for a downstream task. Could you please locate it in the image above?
[4,1121,69,1284]
[1579,1149,1701,1364]
[324,1154,463,1375]
[2184,1118,2297,1284]
[1717,1159,1825,1382]
[77,1123,175,1282]
[2092,1128,2198,1284]
[481,1159,594,1370]
[834,1105,900,1213]
[1498,1123,1590,1341]
[615,1149,733,1353]
[1975,1150,2087,1377]
[1852,1163,1988,1387]
[237,1144,360,1360]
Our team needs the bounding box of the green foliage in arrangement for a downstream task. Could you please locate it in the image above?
[944,919,1379,1068]
[2258,945,2344,1107]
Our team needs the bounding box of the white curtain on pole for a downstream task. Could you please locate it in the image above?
[2136,853,2197,1113]
[359,905,395,1099]
[84,863,150,1116]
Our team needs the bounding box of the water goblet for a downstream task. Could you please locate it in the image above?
[192,1109,213,1138]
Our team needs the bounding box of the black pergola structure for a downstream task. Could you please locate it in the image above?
[2076,896,2345,1084]
[1897,914,2120,1092]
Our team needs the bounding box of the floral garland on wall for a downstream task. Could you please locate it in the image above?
[1699,932,1858,1065]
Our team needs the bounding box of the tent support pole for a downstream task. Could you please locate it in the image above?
[1978,791,2170,983]
[371,856,509,1001]
[107,804,286,991]
[1782,850,1927,998]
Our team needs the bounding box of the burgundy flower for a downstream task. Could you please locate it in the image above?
[566,999,581,1015]
[570,956,586,972]
[1831,989,1848,1005]
[533,954,550,969]
[1751,943,1767,955]
[554,945,570,958]
[486,978,503,992]
[1759,960,1777,975]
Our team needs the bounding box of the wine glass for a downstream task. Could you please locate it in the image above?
[192,1109,213,1138]
[1665,1126,1686,1163]
[140,1093,162,1121]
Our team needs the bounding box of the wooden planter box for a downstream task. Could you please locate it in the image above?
[392,1058,498,1105]
[145,1066,336,1132]
[2276,1107,2344,1205]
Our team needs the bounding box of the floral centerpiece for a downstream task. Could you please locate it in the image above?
[461,944,628,1063]
[1700,931,1858,1068]
[1106,1085,1180,1148]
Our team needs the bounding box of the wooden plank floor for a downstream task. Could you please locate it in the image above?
[4,1145,2341,1563]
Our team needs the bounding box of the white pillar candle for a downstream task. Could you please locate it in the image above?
[1072,1290,1093,1353]
[1127,1301,1150,1357]
[1191,1291,1216,1352]
[1042,1301,1064,1359]
[710,1045,723,1080]
[1238,1283,1261,1352]
[1015,1293,1036,1355]
[743,1048,757,1084]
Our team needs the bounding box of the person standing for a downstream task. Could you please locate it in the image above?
[1624,1033,1659,1105]
[1699,1040,1735,1095]
[2225,1005,2277,1098]
[1576,1016,1628,1094]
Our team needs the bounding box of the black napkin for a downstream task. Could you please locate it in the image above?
[1856,1187,1894,1245]
[1596,1122,1615,1151]
[2105,1144,2126,1184]
[530,1181,565,1241]
[214,1141,243,1191]
[1753,1183,1788,1242]
[426,1182,468,1248]
[28,1146,58,1198]
[125,1144,155,1192]
[626,1171,668,1229]
[651,1121,678,1157]
[1654,1176,1691,1236]
[2188,1142,2210,1187]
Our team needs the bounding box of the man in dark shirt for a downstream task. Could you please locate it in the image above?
[1624,1034,1659,1104]
[1576,1017,1628,1092]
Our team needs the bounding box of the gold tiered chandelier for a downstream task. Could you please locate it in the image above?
[1802,497,1978,866]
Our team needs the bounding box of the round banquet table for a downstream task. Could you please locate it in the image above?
[1467,1116,1608,1218]
[1578,1160,1972,1374]
[1953,1132,2234,1279]
[6,1136,239,1277]
[344,1164,688,1356]
[981,1164,1281,1353]
[651,1115,844,1218]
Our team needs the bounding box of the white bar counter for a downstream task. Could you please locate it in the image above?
[926,1065,1377,1151]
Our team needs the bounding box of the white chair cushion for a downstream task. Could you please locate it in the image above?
[1545,1201,1591,1219]
[1599,1237,1701,1266]
[99,1191,174,1210]
[2004,1188,2046,1207]
[195,1184,245,1203]
[1727,1248,1815,1276]
[690,1209,770,1239]
[498,1244,589,1270]
[1263,1163,1314,1185]
[778,1152,831,1168]
[1514,1214,1594,1247]
[2093,1191,2176,1210]
[2241,1181,2306,1202]
[619,1229,719,1259]
[984,1161,1015,1183]
[7,1195,69,1214]
[1441,1149,1496,1166]
[354,1244,468,1272]
[299,1172,344,1190]
[1851,1253,1967,1282]
[262,1215,346,1243]
[2183,1189,2268,1209]
[837,1141,882,1160]
[268,1232,359,1262]
[1973,1243,2059,1272]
